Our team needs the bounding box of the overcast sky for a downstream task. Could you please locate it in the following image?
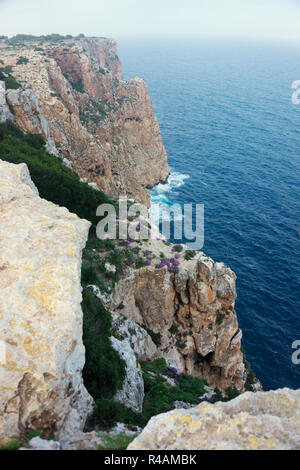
[1,0,300,43]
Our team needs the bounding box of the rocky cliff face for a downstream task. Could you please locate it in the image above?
[128,388,300,450]
[0,37,170,206]
[0,160,93,445]
[0,37,266,448]
[105,235,253,393]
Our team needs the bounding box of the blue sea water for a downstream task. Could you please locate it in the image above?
[118,39,300,391]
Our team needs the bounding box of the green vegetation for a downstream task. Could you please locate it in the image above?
[140,359,208,424]
[98,432,137,450]
[24,430,42,441]
[89,357,209,430]
[138,324,161,347]
[242,347,258,392]
[184,250,197,261]
[82,288,126,400]
[0,438,22,450]
[3,76,21,90]
[8,34,79,44]
[169,323,179,335]
[0,430,57,450]
[224,387,240,401]
[69,77,84,93]
[216,312,226,325]
[16,56,29,65]
[0,119,245,436]
[0,68,21,90]
[0,121,111,228]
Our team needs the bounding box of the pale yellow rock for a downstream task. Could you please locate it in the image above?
[0,160,93,444]
[112,237,248,392]
[128,388,300,450]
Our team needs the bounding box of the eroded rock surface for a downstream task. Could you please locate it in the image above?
[0,37,170,205]
[0,160,93,444]
[112,239,249,392]
[128,388,300,450]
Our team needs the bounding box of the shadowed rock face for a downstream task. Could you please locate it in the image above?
[0,160,93,445]
[128,388,300,450]
[0,37,170,206]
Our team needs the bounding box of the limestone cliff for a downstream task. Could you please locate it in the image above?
[102,233,254,393]
[0,36,263,445]
[0,159,93,444]
[0,37,170,206]
[128,388,300,450]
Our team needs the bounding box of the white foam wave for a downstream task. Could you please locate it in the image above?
[150,171,190,196]
[149,171,190,225]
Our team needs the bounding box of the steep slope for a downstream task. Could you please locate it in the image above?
[0,37,170,206]
[0,159,93,444]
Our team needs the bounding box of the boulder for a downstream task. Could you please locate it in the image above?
[128,388,300,450]
[0,160,93,445]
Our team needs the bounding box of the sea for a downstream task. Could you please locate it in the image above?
[118,38,300,391]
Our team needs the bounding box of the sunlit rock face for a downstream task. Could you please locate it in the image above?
[0,37,170,206]
[128,388,300,450]
[111,235,253,393]
[0,159,93,444]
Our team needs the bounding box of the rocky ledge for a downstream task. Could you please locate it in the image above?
[128,388,300,450]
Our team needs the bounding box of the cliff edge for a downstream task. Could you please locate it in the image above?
[0,159,93,444]
[0,37,170,206]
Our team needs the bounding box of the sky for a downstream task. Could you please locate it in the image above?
[1,0,300,44]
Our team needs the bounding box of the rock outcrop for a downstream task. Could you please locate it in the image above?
[128,388,300,450]
[111,239,250,392]
[0,37,170,206]
[0,81,13,123]
[0,160,93,445]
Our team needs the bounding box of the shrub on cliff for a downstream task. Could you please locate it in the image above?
[0,69,21,90]
[0,121,111,227]
[82,288,126,399]
[16,56,29,65]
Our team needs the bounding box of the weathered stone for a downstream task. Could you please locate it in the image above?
[25,436,61,450]
[128,388,300,450]
[112,240,249,392]
[111,336,144,413]
[0,38,170,206]
[0,160,93,444]
[0,81,13,123]
[111,315,157,362]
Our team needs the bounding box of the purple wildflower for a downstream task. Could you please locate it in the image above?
[146,259,152,266]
